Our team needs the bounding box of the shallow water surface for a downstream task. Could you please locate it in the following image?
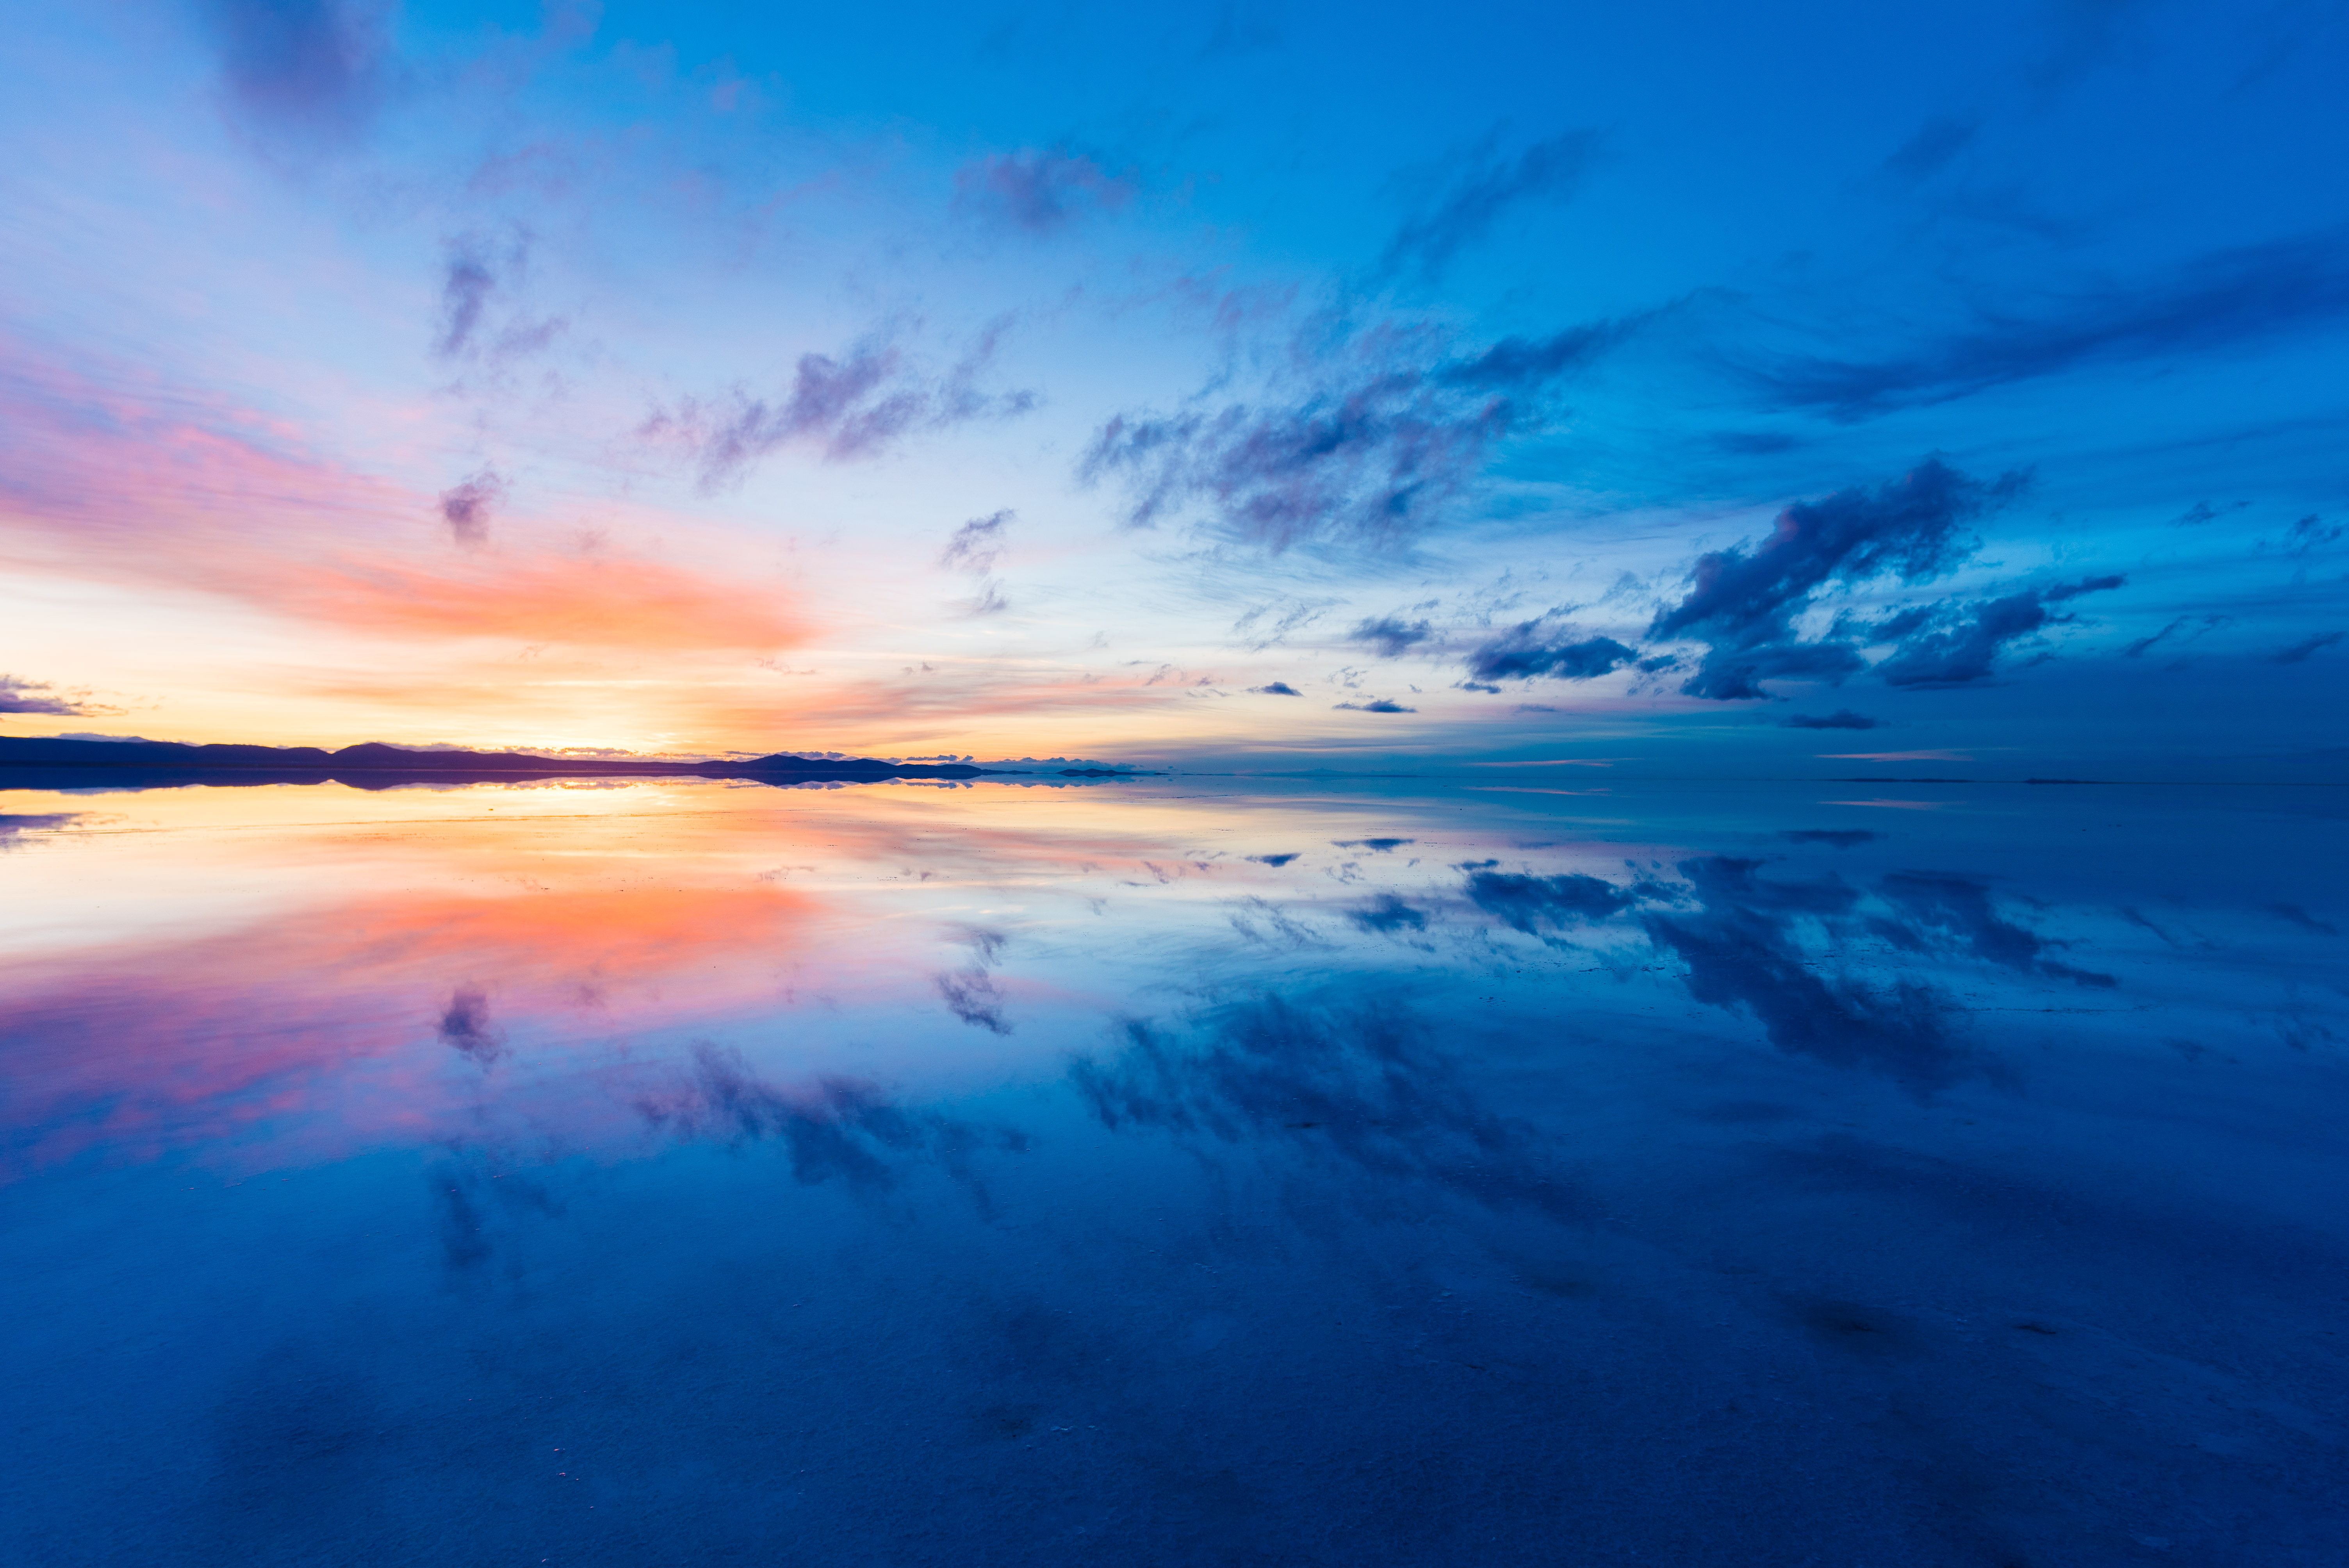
[3,774,2345,1565]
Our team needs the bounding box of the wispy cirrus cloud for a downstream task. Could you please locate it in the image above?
[940,510,1011,573]
[1747,234,2349,419]
[645,329,1037,491]
[1377,128,1601,283]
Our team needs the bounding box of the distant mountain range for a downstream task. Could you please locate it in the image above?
[0,735,1024,786]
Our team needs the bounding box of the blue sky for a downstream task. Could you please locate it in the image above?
[0,0,2343,776]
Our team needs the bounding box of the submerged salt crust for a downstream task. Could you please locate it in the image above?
[2,775,2344,1565]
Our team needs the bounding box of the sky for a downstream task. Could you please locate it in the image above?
[1,0,2345,777]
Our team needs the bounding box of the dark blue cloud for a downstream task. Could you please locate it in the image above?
[1640,858,1977,1094]
[1875,574,2124,687]
[1462,630,1634,684]
[1655,458,2008,644]
[634,1043,1027,1198]
[1078,311,1643,551]
[1350,615,1434,656]
[1251,681,1303,696]
[2271,630,2343,663]
[1782,710,1881,729]
[1749,235,2349,419]
[1463,869,1641,934]
[1068,996,1576,1217]
[1334,698,1416,712]
[1378,129,1600,282]
[1437,317,1644,391]
[1332,838,1413,852]
[1651,457,2026,699]
[1871,873,2116,988]
[1350,894,1429,934]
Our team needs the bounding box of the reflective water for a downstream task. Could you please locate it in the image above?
[4,775,2345,1565]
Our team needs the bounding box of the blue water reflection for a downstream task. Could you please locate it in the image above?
[3,776,2344,1564]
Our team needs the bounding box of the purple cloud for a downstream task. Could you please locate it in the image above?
[648,333,1036,490]
[1081,311,1645,551]
[954,149,1135,233]
[0,675,94,717]
[437,468,505,545]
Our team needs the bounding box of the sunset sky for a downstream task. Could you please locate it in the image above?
[3,0,2345,775]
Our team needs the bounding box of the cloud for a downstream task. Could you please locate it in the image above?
[1332,838,1413,852]
[436,469,504,545]
[0,675,93,717]
[637,1043,1025,1196]
[936,969,1012,1033]
[1656,458,2007,644]
[1779,830,1878,847]
[954,148,1136,233]
[941,509,1011,573]
[1640,857,1979,1094]
[1880,116,1979,182]
[0,813,83,850]
[1873,574,2124,687]
[1463,869,1641,934]
[1251,681,1303,696]
[1379,129,1600,282]
[1463,629,1634,684]
[1078,310,1644,551]
[2271,631,2343,664]
[435,241,495,358]
[1651,456,2025,699]
[436,985,506,1064]
[1871,871,2116,988]
[2268,903,2338,936]
[204,0,389,148]
[1067,996,1575,1217]
[647,331,1035,490]
[1782,710,1881,729]
[1350,894,1429,934]
[1248,853,1300,866]
[430,233,565,365]
[2122,615,2228,659]
[1749,234,2349,419]
[1350,615,1433,656]
[1334,698,1415,712]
